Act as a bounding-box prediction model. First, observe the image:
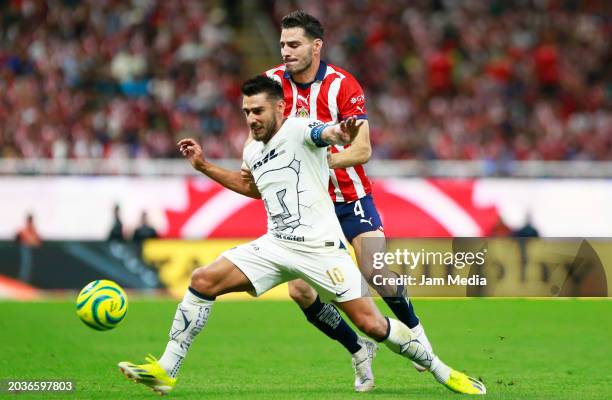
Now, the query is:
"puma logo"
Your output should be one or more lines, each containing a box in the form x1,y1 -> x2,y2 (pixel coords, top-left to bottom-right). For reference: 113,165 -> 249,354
360,217 -> 373,226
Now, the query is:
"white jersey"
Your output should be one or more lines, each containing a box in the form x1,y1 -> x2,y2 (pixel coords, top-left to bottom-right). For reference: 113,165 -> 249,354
243,117 -> 347,252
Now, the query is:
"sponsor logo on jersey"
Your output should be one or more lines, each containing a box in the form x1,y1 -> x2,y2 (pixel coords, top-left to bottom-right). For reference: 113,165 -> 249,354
272,232 -> 305,242
252,148 -> 285,171
350,94 -> 365,104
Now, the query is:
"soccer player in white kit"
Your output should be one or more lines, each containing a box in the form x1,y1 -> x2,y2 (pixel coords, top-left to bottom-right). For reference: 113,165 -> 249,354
117,76 -> 486,396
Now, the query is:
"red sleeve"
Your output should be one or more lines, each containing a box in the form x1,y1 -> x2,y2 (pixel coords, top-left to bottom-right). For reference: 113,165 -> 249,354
337,74 -> 367,120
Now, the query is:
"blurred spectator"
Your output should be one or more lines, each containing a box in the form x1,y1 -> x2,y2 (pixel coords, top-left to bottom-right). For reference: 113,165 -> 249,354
15,212 -> 41,246
108,204 -> 124,242
15,212 -> 41,283
513,214 -> 540,238
132,211 -> 159,244
489,216 -> 512,237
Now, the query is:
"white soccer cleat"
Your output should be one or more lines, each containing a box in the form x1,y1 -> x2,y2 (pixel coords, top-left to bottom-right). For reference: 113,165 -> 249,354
352,337 -> 378,392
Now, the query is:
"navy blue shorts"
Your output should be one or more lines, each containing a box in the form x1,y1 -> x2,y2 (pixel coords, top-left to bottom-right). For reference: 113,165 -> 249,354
335,194 -> 383,243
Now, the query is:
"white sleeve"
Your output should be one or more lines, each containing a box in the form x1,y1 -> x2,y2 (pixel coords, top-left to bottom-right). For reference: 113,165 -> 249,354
291,118 -> 328,148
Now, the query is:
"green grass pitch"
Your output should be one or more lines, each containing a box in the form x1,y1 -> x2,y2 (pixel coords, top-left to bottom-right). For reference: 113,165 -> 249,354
1,298 -> 610,399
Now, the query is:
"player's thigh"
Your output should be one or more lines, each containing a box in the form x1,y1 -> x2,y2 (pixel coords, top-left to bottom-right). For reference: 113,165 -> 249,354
191,256 -> 255,297
289,250 -> 365,303
221,238 -> 290,297
335,296 -> 388,340
352,229 -> 386,281
352,230 -> 398,297
287,278 -> 318,307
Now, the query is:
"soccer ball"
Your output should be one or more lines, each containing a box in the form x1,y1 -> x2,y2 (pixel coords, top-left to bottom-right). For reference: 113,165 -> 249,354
76,280 -> 128,331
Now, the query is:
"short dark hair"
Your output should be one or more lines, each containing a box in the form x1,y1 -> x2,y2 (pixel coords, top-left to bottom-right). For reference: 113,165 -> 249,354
281,10 -> 324,40
241,76 -> 284,101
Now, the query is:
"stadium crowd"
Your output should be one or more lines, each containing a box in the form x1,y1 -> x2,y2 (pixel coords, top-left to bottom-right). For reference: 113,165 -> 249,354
1,0 -> 610,161
0,0 -> 245,160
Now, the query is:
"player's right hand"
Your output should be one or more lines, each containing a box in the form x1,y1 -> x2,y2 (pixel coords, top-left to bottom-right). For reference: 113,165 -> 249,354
177,138 -> 206,171
338,116 -> 364,143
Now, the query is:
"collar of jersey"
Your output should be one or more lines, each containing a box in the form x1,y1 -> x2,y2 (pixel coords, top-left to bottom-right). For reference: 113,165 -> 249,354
283,61 -> 327,89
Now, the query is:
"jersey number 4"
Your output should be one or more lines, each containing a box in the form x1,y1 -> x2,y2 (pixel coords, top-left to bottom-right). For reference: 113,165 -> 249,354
353,200 -> 364,218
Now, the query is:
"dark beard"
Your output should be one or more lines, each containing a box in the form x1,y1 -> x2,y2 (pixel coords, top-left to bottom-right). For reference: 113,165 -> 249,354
263,115 -> 277,142
288,57 -> 312,76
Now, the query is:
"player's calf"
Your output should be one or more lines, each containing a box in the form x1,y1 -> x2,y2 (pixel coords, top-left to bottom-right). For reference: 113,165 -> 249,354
288,279 -> 318,308
336,297 -> 391,341
350,311 -> 389,341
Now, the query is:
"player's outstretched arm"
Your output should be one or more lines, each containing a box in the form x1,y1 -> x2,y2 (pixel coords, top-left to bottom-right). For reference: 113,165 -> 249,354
178,138 -> 261,199
321,116 -> 364,146
327,119 -> 371,169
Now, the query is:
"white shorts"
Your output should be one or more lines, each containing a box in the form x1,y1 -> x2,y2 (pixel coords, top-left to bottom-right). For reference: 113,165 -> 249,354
222,235 -> 365,302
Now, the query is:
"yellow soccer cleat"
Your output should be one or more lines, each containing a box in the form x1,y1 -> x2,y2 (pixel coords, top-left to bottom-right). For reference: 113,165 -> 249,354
443,369 -> 487,395
118,355 -> 177,395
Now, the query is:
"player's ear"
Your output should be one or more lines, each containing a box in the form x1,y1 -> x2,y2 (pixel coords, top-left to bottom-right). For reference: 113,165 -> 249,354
276,98 -> 285,114
312,38 -> 322,56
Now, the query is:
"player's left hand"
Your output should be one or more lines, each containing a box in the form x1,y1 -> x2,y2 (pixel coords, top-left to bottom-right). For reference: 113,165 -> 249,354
241,168 -> 255,183
338,117 -> 364,143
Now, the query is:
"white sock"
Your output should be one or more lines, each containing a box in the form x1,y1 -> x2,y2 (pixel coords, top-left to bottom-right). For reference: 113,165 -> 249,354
383,318 -> 451,383
412,323 -> 434,354
158,289 -> 214,378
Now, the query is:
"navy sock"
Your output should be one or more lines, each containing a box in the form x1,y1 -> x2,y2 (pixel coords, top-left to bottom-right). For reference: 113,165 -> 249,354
301,296 -> 361,354
383,284 -> 420,328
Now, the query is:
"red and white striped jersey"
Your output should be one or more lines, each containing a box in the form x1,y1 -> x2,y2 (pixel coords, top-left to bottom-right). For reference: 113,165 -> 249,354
264,62 -> 372,203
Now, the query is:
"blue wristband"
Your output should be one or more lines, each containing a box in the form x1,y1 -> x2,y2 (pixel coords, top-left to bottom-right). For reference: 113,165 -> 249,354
310,124 -> 327,147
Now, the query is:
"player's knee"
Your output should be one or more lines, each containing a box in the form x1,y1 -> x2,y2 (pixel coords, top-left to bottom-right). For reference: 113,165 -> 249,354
288,281 -> 316,308
190,267 -> 219,298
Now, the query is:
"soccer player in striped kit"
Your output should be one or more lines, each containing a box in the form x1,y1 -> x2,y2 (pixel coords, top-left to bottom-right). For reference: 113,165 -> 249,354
262,11 -> 436,391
